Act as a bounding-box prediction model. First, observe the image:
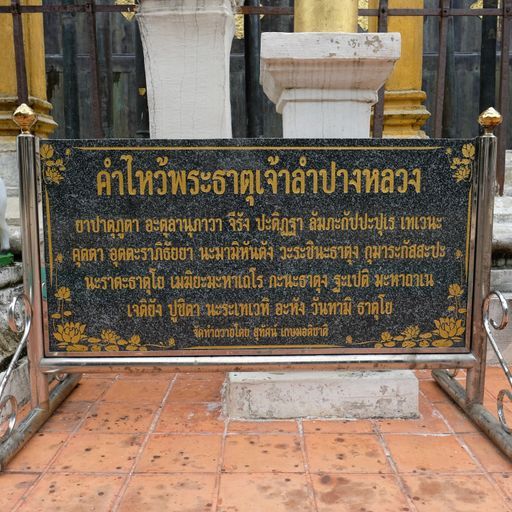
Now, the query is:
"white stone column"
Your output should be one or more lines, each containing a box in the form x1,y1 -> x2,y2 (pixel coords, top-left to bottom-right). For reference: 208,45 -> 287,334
137,0 -> 238,139
260,32 -> 401,138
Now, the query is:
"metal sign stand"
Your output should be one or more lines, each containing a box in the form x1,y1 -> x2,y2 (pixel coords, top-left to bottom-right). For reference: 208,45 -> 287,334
0,105 -> 511,469
0,105 -> 80,470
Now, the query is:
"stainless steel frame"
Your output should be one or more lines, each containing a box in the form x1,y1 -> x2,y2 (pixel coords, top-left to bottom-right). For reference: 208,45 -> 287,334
2,106 -> 512,469
0,110 -> 79,469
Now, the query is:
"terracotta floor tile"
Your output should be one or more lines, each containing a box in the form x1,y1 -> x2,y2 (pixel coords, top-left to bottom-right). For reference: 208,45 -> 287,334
312,474 -> 410,512
302,419 -> 374,434
39,401 -> 92,433
81,402 -> 158,433
223,434 -> 304,473
101,379 -> 169,404
491,473 -> 512,499
376,397 -> 449,434
483,367 -> 512,398
117,473 -> 217,512
118,371 -> 175,380
420,380 -> 452,403
385,434 -> 479,473
6,432 -> 69,472
155,403 -> 225,433
461,433 -> 512,472
136,434 -> 222,473
218,473 -> 313,512
402,474 -> 511,512
176,372 -> 226,382
434,402 -> 479,433
482,389 -> 512,420
228,420 -> 298,434
0,473 -> 37,510
166,378 -> 223,403
66,378 -> 114,402
17,474 -> 125,512
50,433 -> 143,473
305,434 -> 390,474
81,372 -> 118,379
415,370 -> 435,380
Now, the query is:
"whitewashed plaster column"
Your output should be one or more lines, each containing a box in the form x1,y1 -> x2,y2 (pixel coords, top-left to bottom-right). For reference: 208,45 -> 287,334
137,0 -> 239,139
260,32 -> 401,138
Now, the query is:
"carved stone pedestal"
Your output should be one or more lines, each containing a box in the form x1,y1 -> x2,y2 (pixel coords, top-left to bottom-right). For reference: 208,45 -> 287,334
260,32 -> 401,138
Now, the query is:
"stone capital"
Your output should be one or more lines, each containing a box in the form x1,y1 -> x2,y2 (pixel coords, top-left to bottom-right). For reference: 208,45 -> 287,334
260,32 -> 401,138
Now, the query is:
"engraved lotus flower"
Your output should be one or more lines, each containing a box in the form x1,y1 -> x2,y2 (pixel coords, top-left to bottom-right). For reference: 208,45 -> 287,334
55,287 -> 71,301
40,144 -> 54,160
126,335 -> 147,351
101,329 -> 120,344
45,167 -> 64,184
454,167 -> 471,183
380,331 -> 392,342
402,325 -> 420,340
433,317 -> 465,339
448,284 -> 464,298
462,143 -> 475,160
54,322 -> 86,343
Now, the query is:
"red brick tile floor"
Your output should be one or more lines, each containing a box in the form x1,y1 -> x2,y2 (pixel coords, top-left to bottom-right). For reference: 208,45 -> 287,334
1,367 -> 512,511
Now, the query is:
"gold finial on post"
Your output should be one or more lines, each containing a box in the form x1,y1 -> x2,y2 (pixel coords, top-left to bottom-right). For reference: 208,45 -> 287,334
478,107 -> 503,135
12,104 -> 37,134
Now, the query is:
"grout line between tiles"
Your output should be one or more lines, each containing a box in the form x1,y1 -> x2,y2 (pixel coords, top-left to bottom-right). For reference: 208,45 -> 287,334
110,373 -> 179,512
9,373 -> 120,512
297,418 -> 320,512
212,407 -> 229,512
373,420 -> 421,512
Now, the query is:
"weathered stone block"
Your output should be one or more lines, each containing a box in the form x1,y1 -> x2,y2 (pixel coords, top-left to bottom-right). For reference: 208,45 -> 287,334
224,370 -> 419,419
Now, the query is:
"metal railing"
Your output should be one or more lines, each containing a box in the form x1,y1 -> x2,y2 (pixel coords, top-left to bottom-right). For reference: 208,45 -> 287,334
0,0 -> 511,190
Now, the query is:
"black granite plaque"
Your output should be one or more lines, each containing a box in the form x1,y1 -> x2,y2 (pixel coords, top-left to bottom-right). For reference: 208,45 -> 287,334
40,138 -> 477,356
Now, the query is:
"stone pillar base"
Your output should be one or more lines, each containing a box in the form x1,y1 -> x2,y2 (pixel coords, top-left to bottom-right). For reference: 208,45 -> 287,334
381,90 -> 430,139
224,370 -> 419,419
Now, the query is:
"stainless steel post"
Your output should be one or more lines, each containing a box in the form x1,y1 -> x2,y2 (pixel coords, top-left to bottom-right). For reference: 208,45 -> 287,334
466,108 -> 502,404
14,106 -> 49,409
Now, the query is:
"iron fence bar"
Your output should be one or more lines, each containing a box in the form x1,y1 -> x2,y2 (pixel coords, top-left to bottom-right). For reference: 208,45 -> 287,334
62,0 -> 80,138
0,5 -> 505,16
96,0 -> 113,138
11,0 -> 28,104
134,23 -> 149,138
0,4 -> 138,13
372,0 -> 388,139
442,10 -> 456,137
434,0 -> 450,138
244,0 -> 263,137
479,0 -> 498,117
85,1 -> 103,138
497,0 -> 512,195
